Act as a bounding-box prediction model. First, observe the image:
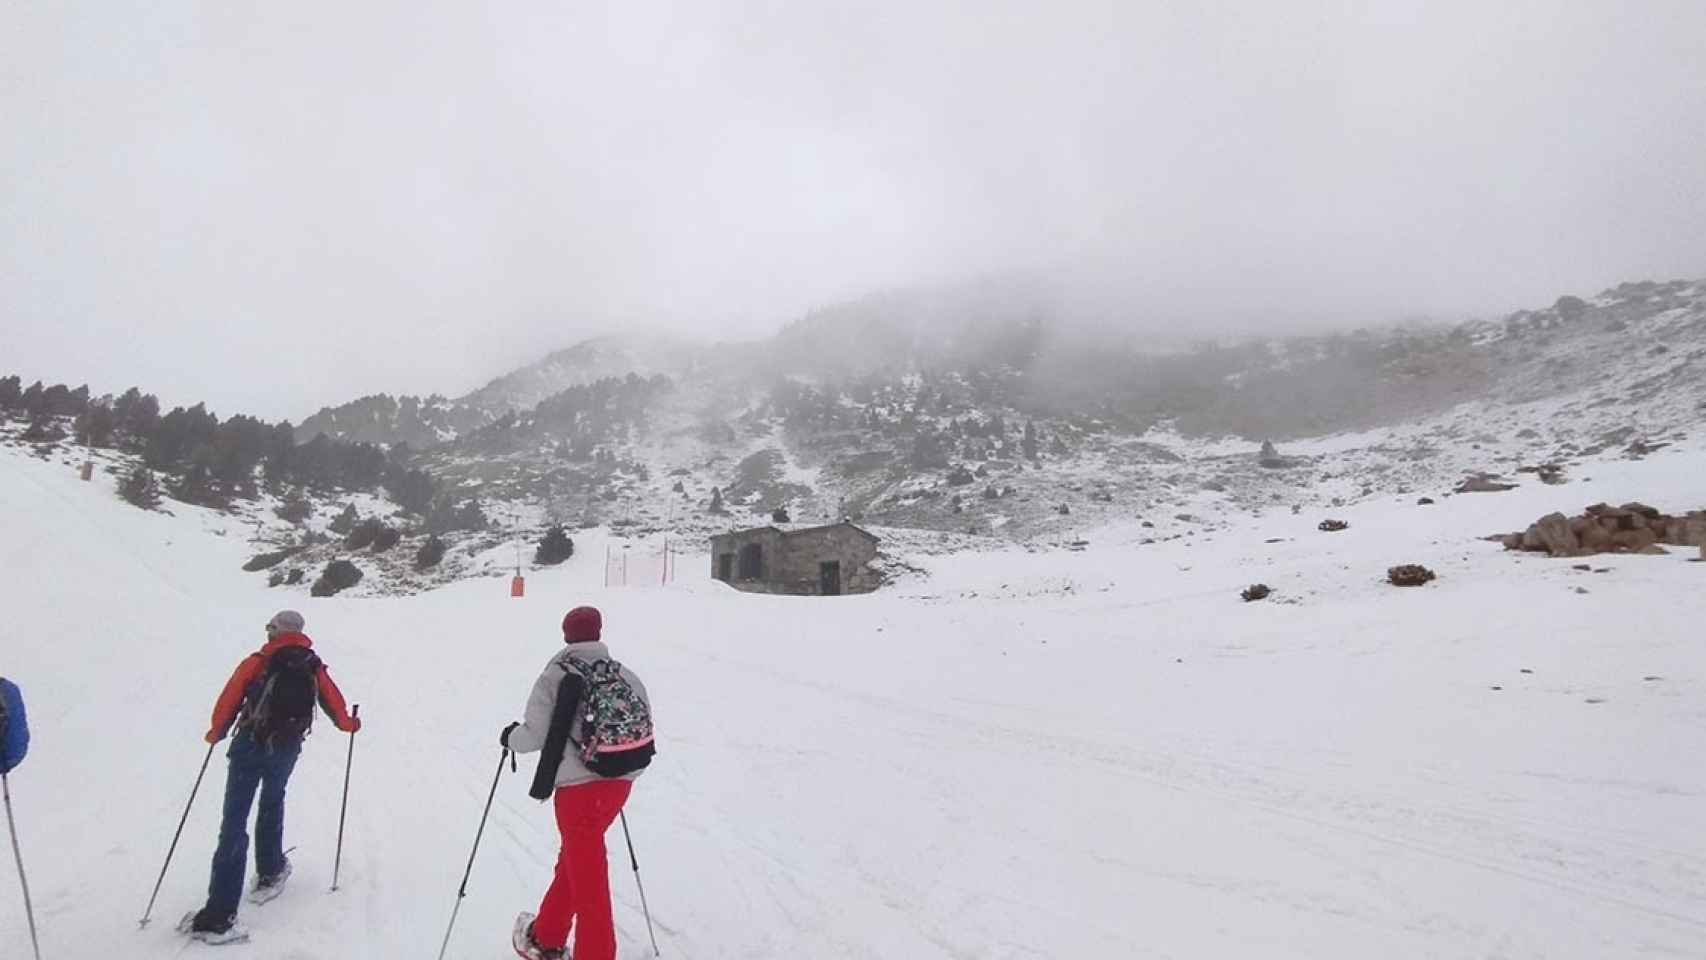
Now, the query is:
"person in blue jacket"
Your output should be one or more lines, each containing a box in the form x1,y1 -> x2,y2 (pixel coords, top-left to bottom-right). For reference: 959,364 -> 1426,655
0,677 -> 26,774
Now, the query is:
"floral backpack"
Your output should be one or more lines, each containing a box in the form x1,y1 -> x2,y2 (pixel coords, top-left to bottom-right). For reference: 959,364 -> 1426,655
566,657 -> 655,777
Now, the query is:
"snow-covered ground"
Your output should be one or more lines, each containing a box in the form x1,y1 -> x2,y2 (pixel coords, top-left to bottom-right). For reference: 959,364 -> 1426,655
3,431 -> 1705,958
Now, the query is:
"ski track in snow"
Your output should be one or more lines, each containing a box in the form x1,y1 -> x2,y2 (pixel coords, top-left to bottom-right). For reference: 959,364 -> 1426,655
3,436 -> 1706,958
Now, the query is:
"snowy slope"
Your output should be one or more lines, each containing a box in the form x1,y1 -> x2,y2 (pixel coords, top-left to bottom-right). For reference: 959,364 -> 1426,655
2,434 -> 1705,958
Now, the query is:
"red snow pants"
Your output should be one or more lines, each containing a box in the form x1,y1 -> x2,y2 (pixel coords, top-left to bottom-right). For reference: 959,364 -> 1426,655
532,779 -> 634,959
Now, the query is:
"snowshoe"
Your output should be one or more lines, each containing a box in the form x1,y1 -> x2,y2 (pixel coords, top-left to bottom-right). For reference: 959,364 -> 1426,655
249,858 -> 293,905
176,909 -> 251,945
511,912 -> 565,960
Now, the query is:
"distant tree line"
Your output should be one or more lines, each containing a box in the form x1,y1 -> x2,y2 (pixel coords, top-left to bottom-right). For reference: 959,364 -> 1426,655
0,373 -> 438,511
296,392 -> 490,447
453,374 -> 671,457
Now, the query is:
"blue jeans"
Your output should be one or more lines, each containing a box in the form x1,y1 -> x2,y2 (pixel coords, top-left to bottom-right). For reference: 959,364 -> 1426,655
204,731 -> 300,916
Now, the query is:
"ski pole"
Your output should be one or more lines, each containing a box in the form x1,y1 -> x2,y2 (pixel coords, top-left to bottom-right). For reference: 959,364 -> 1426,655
330,704 -> 359,892
3,772 -> 42,960
436,748 -> 513,960
139,741 -> 216,928
619,811 -> 661,957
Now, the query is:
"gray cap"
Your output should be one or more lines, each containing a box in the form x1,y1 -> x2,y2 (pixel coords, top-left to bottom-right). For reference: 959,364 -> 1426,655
266,610 -> 306,634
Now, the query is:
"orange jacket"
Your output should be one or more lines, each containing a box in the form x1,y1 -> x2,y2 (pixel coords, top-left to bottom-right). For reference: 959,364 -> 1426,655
204,632 -> 359,743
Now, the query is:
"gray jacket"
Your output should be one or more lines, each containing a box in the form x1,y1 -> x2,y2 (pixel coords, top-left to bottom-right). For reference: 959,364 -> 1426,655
506,641 -> 651,789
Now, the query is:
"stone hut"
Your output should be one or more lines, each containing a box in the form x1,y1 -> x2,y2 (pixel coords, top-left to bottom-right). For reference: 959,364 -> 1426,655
710,521 -> 880,596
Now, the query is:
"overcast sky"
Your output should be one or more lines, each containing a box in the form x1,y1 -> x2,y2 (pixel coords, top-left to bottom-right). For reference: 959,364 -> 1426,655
4,1 -> 1705,419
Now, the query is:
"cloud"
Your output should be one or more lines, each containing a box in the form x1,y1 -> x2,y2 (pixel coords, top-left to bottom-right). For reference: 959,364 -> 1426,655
3,1 -> 1704,417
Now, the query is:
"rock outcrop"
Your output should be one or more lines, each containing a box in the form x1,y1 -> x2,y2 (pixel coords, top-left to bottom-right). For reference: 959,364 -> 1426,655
1498,503 -> 1706,558
1456,473 -> 1519,493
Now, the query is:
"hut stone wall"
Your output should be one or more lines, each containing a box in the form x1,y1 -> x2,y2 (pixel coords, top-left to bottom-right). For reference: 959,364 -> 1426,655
710,522 -> 880,595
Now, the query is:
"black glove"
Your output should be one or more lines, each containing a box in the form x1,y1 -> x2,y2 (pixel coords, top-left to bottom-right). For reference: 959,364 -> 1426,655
500,721 -> 520,748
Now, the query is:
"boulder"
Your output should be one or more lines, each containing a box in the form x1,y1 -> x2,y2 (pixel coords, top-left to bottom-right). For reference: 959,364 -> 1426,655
1578,522 -> 1614,553
1682,517 -> 1706,547
1457,474 -> 1518,493
1531,512 -> 1579,556
1610,527 -> 1658,553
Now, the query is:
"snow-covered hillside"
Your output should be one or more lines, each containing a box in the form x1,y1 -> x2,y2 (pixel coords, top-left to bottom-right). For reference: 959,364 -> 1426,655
282,277 -> 1706,566
3,412 -> 1705,958
460,335 -> 704,415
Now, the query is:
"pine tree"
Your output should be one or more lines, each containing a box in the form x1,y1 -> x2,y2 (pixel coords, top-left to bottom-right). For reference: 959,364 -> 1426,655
414,535 -> 447,571
74,403 -> 117,447
384,466 -> 435,515
119,465 -> 162,509
275,489 -> 313,524
170,463 -> 226,507
329,503 -> 360,535
456,500 -> 489,531
371,526 -> 402,553
708,486 -> 726,514
535,525 -> 575,566
22,416 -> 64,443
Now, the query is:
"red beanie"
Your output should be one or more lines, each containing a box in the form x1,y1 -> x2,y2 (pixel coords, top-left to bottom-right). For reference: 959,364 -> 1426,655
562,606 -> 602,643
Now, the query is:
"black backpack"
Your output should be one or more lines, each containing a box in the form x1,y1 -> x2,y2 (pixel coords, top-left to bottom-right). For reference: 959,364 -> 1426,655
243,647 -> 322,747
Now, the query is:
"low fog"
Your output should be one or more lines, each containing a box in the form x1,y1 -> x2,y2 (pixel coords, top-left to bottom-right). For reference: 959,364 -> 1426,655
4,2 -> 1705,418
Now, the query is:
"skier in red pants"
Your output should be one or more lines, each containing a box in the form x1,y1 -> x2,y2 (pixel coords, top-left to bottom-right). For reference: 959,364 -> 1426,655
502,606 -> 655,960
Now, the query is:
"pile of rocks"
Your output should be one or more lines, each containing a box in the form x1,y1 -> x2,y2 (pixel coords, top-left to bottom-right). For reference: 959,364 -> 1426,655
1496,502 -> 1706,558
